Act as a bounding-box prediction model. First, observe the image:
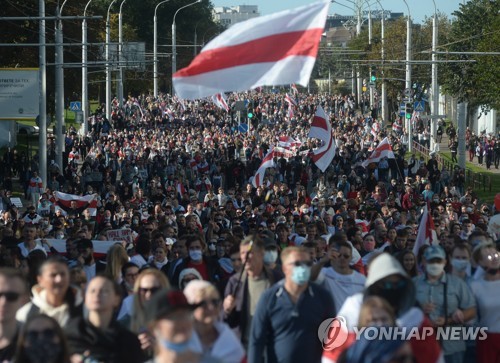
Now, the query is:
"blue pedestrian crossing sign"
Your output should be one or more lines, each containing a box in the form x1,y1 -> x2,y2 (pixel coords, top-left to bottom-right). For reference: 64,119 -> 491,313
414,101 -> 425,112
70,101 -> 82,111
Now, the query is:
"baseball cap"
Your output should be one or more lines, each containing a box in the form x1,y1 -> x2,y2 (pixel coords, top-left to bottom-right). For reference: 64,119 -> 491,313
424,245 -> 446,261
145,288 -> 195,322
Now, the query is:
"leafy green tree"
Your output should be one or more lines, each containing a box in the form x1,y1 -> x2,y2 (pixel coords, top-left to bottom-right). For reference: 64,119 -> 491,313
440,0 -> 500,113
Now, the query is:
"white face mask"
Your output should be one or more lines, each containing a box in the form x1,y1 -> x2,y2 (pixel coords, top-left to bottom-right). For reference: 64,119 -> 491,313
426,263 -> 445,277
451,258 -> 470,272
263,250 -> 278,265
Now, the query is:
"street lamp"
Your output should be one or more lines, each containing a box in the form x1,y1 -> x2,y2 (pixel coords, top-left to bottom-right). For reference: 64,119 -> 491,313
106,0 -> 117,121
373,0 -> 387,123
154,0 -> 171,98
402,0 -> 412,152
172,0 -> 201,94
55,0 -> 69,170
118,0 -> 126,108
82,0 -> 94,135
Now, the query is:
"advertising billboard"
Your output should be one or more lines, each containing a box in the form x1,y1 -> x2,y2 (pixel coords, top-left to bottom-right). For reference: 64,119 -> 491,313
0,68 -> 39,120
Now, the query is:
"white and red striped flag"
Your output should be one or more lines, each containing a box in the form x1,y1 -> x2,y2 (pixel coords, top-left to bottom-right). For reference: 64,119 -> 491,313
285,93 -> 297,107
252,149 -> 275,188
361,137 -> 396,168
308,105 -> 331,143
212,93 -> 230,112
412,203 -> 439,256
177,182 -> 187,197
278,136 -> 302,149
371,121 -> 380,138
308,106 -> 336,172
291,83 -> 298,95
54,192 -> 98,216
172,1 -> 330,100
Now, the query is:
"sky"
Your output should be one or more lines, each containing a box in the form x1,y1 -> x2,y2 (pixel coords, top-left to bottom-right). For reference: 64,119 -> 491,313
212,0 -> 465,23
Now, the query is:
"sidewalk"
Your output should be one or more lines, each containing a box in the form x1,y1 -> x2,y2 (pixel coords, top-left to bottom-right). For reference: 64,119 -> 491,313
438,133 -> 500,174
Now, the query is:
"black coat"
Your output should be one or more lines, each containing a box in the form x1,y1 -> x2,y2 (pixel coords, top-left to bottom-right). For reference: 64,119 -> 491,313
65,317 -> 145,363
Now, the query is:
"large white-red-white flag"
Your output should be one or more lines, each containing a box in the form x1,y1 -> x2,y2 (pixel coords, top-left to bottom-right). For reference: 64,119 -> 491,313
172,1 -> 330,100
308,106 -> 336,172
412,203 -> 439,256
54,192 -> 98,216
278,136 -> 302,149
361,137 -> 395,168
252,149 -> 275,188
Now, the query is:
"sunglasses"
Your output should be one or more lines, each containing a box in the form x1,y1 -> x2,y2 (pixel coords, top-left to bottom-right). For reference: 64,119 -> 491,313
26,328 -> 57,342
138,286 -> 160,295
198,299 -> 220,308
0,291 -> 20,302
290,261 -> 313,267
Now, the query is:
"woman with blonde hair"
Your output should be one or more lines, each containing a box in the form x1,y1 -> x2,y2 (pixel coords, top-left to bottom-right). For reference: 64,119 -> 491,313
104,243 -> 129,283
184,280 -> 245,363
118,268 -> 170,355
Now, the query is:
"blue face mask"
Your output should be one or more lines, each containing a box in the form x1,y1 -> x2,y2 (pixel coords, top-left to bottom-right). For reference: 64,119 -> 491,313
451,258 -> 470,272
291,265 -> 311,285
159,337 -> 191,353
189,250 -> 203,262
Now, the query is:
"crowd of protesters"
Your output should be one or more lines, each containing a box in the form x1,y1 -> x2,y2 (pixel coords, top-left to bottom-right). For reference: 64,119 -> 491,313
0,90 -> 497,363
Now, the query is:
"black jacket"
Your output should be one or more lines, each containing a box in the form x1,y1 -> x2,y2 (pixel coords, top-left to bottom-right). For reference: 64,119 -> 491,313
65,317 -> 145,363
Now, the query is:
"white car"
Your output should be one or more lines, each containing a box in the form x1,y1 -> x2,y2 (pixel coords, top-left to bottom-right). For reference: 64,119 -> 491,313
16,122 -> 39,135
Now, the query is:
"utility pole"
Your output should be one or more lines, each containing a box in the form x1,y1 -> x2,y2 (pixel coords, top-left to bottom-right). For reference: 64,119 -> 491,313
105,0 -> 117,121
82,0 -> 93,136
39,0 -> 47,189
403,0 -> 412,152
118,0 -> 126,109
430,2 -> 439,152
368,9 -> 374,110
457,102 -> 466,169
380,8 -> 387,123
55,1 -> 68,172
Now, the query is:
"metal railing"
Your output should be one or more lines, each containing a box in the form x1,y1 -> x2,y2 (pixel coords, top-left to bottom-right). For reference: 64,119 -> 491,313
411,140 -> 492,192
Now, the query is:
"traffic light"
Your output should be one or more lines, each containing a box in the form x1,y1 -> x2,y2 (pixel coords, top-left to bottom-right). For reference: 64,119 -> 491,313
405,103 -> 413,119
247,108 -> 254,119
370,70 -> 377,82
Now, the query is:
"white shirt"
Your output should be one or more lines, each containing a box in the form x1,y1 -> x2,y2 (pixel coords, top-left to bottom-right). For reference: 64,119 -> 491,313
470,278 -> 500,332
317,267 -> 366,312
17,242 -> 47,258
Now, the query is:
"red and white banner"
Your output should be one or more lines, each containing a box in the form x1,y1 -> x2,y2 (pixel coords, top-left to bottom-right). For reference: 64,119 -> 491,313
212,93 -> 230,112
361,137 -> 396,168
252,149 -> 275,188
412,204 -> 439,256
285,93 -> 297,107
291,83 -> 298,95
371,121 -> 380,138
311,134 -> 336,172
173,1 -> 330,99
106,229 -> 133,245
273,146 -> 296,160
308,105 -> 331,142
308,106 -> 335,172
278,136 -> 301,149
40,239 -> 118,259
177,182 -> 187,197
54,192 -> 98,216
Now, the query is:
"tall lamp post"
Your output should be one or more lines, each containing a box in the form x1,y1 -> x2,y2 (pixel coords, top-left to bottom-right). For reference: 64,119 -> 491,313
154,0 -> 171,98
374,0 -> 386,123
172,0 -> 201,94
82,0 -> 94,135
55,0 -> 69,170
402,0 -> 412,152
106,0 -> 117,121
430,0 -> 439,151
39,0 -> 47,188
118,0 -> 126,108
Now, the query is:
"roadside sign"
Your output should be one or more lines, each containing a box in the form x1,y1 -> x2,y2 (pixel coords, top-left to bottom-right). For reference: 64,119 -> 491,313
369,82 -> 375,88
404,88 -> 412,97
238,123 -> 248,133
414,101 -> 425,112
75,111 -> 83,124
399,103 -> 406,117
362,86 -> 367,92
69,101 -> 81,111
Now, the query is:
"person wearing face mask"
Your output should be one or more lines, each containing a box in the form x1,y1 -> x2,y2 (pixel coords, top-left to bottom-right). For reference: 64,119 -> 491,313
249,246 -> 334,363
450,244 -> 473,282
327,253 -> 443,363
262,238 -> 284,281
143,288 -> 221,363
470,243 -> 500,363
414,245 -> 476,363
171,236 -> 222,289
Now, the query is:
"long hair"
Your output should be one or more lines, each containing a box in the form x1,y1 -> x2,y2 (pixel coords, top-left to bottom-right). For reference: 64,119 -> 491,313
14,314 -> 70,363
130,269 -> 170,333
104,244 -> 129,282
